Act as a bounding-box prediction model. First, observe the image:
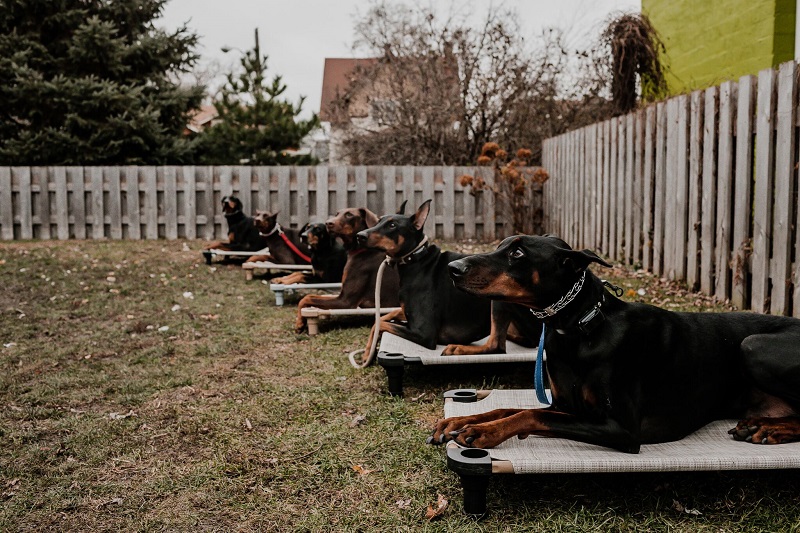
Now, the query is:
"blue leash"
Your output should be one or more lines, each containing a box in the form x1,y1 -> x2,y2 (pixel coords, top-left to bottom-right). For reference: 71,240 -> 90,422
534,324 -> 552,405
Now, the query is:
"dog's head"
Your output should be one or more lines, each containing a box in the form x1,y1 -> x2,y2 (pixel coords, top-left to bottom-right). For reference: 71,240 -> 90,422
221,195 -> 243,215
448,235 -> 611,308
325,207 -> 379,241
355,199 -> 426,257
300,222 -> 330,249
252,210 -> 279,236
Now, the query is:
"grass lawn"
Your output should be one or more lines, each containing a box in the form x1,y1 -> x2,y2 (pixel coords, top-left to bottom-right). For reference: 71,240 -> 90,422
2,239 -> 799,531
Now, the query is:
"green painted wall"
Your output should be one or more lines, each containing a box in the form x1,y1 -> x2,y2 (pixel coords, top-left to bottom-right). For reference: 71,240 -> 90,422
643,0 -> 796,94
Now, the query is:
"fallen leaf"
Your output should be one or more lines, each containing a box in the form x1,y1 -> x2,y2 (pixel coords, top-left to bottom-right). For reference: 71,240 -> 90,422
351,464 -> 375,476
109,410 -> 136,420
171,304 -> 181,312
396,498 -> 412,509
245,418 -> 253,430
425,494 -> 449,520
183,291 -> 194,300
99,497 -> 124,507
349,415 -> 366,428
157,326 -> 169,332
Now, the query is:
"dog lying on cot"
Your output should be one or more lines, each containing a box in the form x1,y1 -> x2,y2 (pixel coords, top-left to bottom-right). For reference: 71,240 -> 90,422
355,199 -> 538,362
247,211 -> 313,265
272,222 -> 347,285
203,195 -> 267,263
293,207 -> 400,333
429,234 -> 800,453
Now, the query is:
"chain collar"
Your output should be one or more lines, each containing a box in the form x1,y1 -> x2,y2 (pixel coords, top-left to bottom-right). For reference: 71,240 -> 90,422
529,270 -> 586,319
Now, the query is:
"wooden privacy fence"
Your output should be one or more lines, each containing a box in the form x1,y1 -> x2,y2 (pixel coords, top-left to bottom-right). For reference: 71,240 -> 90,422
0,165 -> 536,242
542,59 -> 800,316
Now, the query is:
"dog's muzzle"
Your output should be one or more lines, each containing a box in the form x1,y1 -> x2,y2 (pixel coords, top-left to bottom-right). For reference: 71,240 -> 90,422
448,259 -> 470,279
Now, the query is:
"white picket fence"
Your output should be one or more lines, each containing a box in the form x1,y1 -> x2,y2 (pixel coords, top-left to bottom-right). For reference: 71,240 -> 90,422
0,165 -> 532,242
542,60 -> 800,316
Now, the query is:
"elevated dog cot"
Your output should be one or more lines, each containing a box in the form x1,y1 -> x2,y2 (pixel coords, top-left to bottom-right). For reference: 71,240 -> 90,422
442,388 -> 800,517
301,306 -> 401,336
269,282 -> 342,306
202,247 -> 269,265
241,260 -> 313,281
377,333 -> 538,397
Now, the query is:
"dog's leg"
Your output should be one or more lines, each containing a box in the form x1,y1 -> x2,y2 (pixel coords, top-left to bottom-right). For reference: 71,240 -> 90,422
432,409 -> 642,453
246,254 -> 272,263
273,272 -> 308,285
443,301 -> 510,355
295,289 -> 368,333
428,409 -> 525,444
729,332 -> 800,444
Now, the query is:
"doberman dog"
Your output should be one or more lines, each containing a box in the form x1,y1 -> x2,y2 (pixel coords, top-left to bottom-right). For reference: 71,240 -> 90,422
272,222 -> 347,285
203,195 -> 267,264
356,199 -> 493,358
293,207 -> 401,333
430,235 -> 800,453
250,211 -> 313,265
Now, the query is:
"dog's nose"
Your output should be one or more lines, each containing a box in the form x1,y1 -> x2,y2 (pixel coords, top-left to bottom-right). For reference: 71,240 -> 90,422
356,230 -> 368,245
448,259 -> 470,278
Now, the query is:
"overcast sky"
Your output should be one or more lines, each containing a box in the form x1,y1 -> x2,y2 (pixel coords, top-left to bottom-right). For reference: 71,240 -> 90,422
158,0 -> 640,119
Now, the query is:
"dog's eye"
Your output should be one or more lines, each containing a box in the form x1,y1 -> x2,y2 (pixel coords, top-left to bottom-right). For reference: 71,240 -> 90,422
345,212 -> 353,218
387,221 -> 396,229
509,248 -> 525,260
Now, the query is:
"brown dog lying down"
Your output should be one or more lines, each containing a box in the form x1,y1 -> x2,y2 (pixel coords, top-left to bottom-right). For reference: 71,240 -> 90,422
247,211 -> 312,265
294,207 -> 401,333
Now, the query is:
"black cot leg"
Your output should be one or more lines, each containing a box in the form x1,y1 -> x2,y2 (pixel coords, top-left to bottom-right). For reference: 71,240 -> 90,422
446,447 -> 493,517
203,251 -> 212,265
377,352 -> 405,397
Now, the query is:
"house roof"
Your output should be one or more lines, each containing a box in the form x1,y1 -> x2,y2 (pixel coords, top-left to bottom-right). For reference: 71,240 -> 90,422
185,104 -> 219,134
319,57 -> 379,121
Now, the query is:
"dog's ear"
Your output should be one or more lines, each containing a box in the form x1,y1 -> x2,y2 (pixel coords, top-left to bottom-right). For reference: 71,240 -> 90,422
397,200 -> 408,215
360,208 -> 379,228
562,249 -> 612,272
412,199 -> 432,231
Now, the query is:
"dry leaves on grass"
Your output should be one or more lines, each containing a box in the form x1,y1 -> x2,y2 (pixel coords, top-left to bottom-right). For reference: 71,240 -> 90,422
351,464 -> 375,476
425,494 -> 449,520
672,499 -> 702,515
396,498 -> 412,509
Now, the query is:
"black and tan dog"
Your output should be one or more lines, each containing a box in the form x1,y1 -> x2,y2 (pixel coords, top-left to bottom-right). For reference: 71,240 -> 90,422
249,211 -> 313,265
203,195 -> 267,264
272,222 -> 347,285
294,207 -> 400,333
430,235 -> 800,452
356,199 -> 495,359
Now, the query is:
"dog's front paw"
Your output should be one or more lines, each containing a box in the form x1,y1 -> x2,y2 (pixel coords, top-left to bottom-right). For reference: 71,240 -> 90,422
729,417 -> 800,444
442,344 -> 466,355
294,320 -> 307,334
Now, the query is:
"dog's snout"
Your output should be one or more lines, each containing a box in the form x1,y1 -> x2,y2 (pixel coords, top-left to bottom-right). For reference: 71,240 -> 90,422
448,259 -> 470,278
356,230 -> 369,244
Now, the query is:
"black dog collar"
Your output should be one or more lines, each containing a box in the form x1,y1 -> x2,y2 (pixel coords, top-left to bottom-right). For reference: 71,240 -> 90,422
390,235 -> 430,266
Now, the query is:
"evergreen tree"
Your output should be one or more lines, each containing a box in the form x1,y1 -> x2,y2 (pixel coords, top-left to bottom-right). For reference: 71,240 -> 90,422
0,0 -> 204,165
200,29 -> 319,165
